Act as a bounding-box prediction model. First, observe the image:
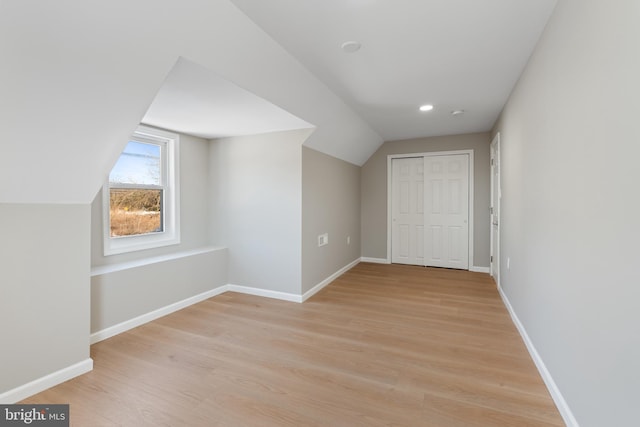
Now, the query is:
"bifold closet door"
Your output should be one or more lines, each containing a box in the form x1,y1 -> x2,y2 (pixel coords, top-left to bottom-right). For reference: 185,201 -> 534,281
424,154 -> 469,269
391,154 -> 470,269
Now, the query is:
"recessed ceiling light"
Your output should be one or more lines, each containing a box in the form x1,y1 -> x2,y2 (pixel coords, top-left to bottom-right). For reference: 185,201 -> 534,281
419,104 -> 434,112
341,41 -> 362,53
451,109 -> 465,116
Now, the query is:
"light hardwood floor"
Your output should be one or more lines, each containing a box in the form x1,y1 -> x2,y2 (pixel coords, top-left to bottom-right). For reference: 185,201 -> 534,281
23,263 -> 564,426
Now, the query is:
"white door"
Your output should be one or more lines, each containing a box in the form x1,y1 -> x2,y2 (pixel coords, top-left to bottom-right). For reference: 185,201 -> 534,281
424,155 -> 470,269
490,134 -> 501,284
391,157 -> 424,265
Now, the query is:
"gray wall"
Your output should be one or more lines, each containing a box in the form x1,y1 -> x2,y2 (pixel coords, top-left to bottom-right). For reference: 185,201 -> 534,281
91,249 -> 227,333
492,0 -> 640,425
210,129 -> 311,295
0,204 -> 90,394
89,131 -> 226,334
302,147 -> 361,294
361,133 -> 491,266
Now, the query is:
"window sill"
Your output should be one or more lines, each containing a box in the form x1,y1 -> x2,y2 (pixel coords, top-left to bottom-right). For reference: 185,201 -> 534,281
90,246 -> 226,277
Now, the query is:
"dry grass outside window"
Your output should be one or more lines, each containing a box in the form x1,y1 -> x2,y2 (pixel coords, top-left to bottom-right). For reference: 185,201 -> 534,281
109,189 -> 162,237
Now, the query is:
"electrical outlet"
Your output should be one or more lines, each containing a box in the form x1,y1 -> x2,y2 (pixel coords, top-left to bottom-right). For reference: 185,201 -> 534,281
318,233 -> 328,247
347,236 -> 351,245
507,257 -> 511,270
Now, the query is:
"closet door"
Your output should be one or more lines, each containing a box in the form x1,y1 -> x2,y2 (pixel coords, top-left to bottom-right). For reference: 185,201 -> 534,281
391,157 -> 424,265
424,155 -> 469,269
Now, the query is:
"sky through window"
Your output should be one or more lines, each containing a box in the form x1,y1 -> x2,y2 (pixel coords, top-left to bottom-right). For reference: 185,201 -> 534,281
109,141 -> 161,186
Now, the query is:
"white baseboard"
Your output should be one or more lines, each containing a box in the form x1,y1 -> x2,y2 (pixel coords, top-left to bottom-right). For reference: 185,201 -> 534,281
470,266 -> 490,273
360,257 -> 390,264
226,284 -> 302,303
498,286 -> 579,427
91,276 -> 341,346
302,258 -> 360,302
90,286 -> 228,344
0,358 -> 93,404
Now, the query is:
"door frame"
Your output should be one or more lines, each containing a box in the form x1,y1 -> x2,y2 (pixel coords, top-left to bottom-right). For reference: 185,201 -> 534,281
387,150 -> 475,269
490,133 -> 501,286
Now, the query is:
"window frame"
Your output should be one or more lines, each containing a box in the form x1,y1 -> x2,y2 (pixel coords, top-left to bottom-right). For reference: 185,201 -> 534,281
103,125 -> 180,255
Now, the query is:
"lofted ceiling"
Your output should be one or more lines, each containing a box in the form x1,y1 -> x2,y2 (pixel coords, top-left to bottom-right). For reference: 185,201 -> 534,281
1,0 -> 557,203
0,0 -> 380,203
229,0 -> 558,141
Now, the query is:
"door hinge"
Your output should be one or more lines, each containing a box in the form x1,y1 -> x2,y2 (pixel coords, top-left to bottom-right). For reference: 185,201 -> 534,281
491,158 -> 494,166
490,207 -> 493,214
490,255 -> 493,262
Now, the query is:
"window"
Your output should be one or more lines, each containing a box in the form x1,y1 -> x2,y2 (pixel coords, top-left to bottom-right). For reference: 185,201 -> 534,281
103,125 -> 180,255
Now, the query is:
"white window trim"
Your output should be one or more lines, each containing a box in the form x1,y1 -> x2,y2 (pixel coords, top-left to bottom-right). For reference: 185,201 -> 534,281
103,125 -> 180,256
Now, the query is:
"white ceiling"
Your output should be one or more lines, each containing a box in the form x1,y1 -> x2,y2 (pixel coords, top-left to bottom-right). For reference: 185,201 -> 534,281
0,0 -> 557,203
142,58 -> 313,139
0,0 -> 382,202
127,0 -> 558,154
227,0 -> 558,141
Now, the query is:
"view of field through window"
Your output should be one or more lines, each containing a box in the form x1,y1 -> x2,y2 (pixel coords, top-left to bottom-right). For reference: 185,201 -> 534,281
109,189 -> 163,237
109,140 -> 163,237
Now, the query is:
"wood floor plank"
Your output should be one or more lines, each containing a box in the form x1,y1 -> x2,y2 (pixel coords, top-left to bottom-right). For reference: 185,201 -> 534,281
21,263 -> 564,426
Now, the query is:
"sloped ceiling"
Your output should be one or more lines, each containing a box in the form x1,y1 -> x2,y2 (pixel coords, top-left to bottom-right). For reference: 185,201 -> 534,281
142,58 -> 314,139
0,0 -> 381,203
1,0 -> 557,204
229,0 -> 558,141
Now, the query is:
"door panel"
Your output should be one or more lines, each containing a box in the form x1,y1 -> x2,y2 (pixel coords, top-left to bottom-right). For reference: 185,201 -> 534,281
449,179 -> 461,214
431,179 -> 442,213
391,157 -> 425,265
399,225 -> 410,258
425,155 -> 469,269
449,226 -> 462,262
416,224 -> 424,259
430,226 -> 442,260
490,136 -> 501,283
